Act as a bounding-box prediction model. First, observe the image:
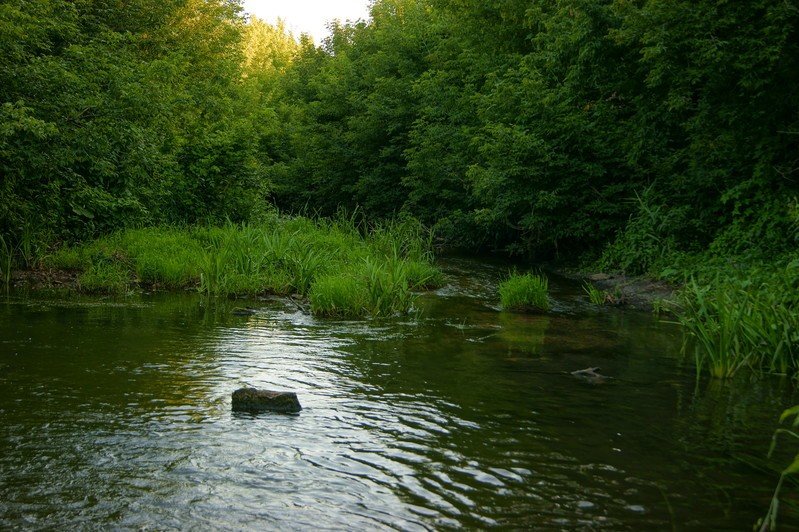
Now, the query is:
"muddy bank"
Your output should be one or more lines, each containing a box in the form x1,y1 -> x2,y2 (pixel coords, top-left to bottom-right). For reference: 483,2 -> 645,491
10,266 -> 679,313
556,269 -> 678,312
9,269 -> 81,291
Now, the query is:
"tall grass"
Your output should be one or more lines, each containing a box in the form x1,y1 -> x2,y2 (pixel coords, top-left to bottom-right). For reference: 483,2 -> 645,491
583,281 -> 605,305
309,274 -> 367,318
675,270 -> 799,379
42,214 -> 442,317
499,272 -> 550,312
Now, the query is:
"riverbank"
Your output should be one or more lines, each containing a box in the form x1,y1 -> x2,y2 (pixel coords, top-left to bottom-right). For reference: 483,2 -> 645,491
4,216 -> 443,319
552,268 -> 677,313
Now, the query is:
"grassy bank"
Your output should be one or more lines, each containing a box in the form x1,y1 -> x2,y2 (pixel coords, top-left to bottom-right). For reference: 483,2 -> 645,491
37,214 -> 443,318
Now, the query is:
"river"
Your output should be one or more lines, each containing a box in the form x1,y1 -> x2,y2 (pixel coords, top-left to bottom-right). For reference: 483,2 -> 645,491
1,258 -> 797,530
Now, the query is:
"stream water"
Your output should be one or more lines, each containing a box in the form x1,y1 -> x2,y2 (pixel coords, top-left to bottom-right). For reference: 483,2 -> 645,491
1,258 -> 798,530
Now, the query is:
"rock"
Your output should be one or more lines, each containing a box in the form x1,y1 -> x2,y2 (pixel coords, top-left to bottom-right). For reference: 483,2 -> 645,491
232,388 -> 302,413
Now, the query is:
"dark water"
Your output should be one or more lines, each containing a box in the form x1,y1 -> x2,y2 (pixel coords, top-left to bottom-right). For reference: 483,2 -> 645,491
1,258 -> 798,530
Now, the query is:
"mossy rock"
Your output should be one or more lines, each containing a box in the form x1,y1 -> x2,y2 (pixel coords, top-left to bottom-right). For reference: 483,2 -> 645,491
232,388 -> 302,413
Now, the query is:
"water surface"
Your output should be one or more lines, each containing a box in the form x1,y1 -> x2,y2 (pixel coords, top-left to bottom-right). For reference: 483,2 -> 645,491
1,258 -> 797,530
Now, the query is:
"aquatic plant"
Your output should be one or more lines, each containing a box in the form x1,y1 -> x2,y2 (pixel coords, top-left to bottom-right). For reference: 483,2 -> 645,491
309,274 -> 368,318
758,405 -> 799,531
675,274 -> 799,379
499,272 -> 550,312
361,256 -> 414,317
583,281 -> 605,305
286,241 -> 330,295
405,259 -> 445,290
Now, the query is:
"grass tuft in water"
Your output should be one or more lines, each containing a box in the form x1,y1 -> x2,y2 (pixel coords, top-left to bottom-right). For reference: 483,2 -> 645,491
583,281 -> 605,305
499,272 -> 550,312
309,274 -> 368,318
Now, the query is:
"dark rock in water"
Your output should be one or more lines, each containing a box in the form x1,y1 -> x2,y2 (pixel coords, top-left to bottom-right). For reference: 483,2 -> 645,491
570,367 -> 610,383
231,307 -> 258,316
232,388 -> 302,413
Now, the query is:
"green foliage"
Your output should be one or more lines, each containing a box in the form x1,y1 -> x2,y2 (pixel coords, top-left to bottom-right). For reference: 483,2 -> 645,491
597,186 -> 681,276
360,256 -> 414,317
4,0 -> 799,292
499,272 -> 550,312
0,0 -> 276,252
0,234 -> 13,289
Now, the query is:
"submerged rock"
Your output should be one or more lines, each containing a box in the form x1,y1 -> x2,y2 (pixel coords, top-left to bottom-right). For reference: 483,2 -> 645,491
570,367 -> 610,383
231,307 -> 258,316
231,388 -> 302,413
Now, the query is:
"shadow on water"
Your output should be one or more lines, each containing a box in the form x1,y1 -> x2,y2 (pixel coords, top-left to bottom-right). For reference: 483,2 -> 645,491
1,258 -> 798,530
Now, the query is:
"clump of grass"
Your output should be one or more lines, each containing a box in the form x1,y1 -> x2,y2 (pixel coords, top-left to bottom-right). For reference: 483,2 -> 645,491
583,281 -> 605,305
309,274 -> 368,318
405,259 -> 445,290
361,256 -> 414,317
499,272 -> 550,312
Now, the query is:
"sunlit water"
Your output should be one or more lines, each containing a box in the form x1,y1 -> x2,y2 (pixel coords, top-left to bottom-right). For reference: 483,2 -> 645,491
2,258 -> 798,530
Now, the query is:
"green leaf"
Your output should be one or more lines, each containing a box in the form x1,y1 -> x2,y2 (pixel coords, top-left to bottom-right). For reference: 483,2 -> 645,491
70,203 -> 95,220
779,405 -> 799,426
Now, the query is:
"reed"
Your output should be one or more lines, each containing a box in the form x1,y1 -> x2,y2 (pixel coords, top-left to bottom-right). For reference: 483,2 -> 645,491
675,274 -> 799,378
499,272 -> 550,312
286,238 -> 331,295
583,281 -> 605,305
405,259 -> 445,290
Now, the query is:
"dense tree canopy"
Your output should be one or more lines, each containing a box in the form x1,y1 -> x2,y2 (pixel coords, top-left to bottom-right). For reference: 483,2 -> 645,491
2,0 -> 798,270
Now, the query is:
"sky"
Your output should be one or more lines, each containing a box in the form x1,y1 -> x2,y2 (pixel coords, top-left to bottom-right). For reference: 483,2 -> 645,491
242,0 -> 372,43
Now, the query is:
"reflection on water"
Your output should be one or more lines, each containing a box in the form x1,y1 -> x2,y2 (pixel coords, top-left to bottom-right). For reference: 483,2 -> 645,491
1,258 -> 798,530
